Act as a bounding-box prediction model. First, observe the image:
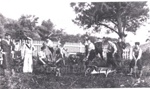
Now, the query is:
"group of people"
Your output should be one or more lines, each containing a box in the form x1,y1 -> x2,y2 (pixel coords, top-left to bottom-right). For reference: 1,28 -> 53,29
0,33 -> 66,77
0,33 -> 35,76
0,32 -> 144,84
84,37 -> 125,68
84,36 -> 143,83
38,37 -> 66,66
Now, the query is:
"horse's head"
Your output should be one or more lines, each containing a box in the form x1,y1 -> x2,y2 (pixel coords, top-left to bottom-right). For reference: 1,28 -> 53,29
94,42 -> 103,48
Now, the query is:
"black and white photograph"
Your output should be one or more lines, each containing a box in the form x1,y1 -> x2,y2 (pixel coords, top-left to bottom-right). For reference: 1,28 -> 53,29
0,0 -> 150,88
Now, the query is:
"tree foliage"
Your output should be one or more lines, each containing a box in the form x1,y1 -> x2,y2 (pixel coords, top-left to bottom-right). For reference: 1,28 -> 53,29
36,19 -> 55,40
2,15 -> 41,39
70,2 -> 149,39
0,13 -> 85,43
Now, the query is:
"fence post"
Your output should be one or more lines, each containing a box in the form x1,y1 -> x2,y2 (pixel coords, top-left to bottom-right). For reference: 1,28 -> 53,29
79,42 -> 82,53
129,47 -> 133,60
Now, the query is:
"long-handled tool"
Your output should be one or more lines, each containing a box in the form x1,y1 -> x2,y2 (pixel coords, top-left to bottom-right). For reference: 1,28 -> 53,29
134,59 -> 138,77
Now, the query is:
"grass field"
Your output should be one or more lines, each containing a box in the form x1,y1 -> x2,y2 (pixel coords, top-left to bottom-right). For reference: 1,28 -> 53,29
0,64 -> 150,89
0,51 -> 150,89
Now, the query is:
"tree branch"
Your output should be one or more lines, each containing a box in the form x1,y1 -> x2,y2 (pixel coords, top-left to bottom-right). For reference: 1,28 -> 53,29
98,23 -> 119,35
110,19 -> 117,26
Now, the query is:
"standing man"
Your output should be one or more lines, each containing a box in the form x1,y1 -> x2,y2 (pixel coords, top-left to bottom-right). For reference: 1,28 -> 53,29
128,42 -> 143,84
104,38 -> 118,70
85,39 -> 96,67
1,33 -> 15,76
23,37 -> 35,73
1,33 -> 15,88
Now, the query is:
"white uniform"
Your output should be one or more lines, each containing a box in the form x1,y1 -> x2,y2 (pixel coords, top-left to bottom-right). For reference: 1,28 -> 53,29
38,51 -> 47,64
0,50 -> 3,64
47,39 -> 54,48
38,51 -> 46,59
88,42 -> 95,52
108,41 -> 117,53
85,41 -> 88,46
23,43 -> 34,73
14,42 -> 21,51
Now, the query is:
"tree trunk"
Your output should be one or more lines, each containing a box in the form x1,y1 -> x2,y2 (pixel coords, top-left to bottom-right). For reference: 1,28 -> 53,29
117,11 -> 126,42
117,3 -> 128,42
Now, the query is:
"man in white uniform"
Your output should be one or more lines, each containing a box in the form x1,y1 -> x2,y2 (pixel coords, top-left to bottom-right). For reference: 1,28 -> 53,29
23,37 -> 35,73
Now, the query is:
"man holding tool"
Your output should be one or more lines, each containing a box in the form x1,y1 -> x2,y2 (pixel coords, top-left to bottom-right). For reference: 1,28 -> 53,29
128,42 -> 143,84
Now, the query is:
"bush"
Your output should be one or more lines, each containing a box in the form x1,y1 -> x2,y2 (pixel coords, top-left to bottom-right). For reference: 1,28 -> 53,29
141,50 -> 150,66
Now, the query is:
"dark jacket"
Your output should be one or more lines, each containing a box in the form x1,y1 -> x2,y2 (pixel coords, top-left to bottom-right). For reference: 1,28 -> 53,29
1,39 -> 14,69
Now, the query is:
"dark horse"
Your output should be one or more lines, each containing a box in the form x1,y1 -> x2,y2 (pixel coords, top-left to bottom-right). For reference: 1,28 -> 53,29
94,41 -> 104,60
84,39 -> 127,75
84,41 -> 105,71
94,40 -> 127,61
84,41 -> 104,60
84,41 -> 106,76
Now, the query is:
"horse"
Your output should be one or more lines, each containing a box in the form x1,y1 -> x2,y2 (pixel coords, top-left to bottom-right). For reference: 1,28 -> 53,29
94,41 -> 104,60
84,39 -> 127,76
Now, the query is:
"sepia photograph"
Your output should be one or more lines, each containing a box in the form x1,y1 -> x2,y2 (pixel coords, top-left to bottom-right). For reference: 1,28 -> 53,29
0,0 -> 150,88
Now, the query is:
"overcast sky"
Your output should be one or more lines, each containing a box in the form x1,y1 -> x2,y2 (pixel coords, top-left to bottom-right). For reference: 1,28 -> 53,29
0,0 -> 149,45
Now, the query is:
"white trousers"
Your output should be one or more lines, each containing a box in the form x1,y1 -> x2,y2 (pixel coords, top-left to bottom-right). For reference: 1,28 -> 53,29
23,53 -> 33,73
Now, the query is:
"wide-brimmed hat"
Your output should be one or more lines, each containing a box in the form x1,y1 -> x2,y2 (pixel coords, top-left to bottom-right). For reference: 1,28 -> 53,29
26,37 -> 32,40
5,33 -> 11,36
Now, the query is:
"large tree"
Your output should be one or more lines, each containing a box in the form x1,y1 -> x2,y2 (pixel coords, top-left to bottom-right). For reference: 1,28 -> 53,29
4,15 -> 41,39
70,2 -> 149,40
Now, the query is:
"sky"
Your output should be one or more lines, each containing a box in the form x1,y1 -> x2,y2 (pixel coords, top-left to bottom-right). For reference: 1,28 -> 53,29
0,0 -> 149,46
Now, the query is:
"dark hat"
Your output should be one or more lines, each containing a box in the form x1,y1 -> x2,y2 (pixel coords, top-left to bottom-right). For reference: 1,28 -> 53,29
5,33 -> 11,36
15,39 -> 20,42
97,37 -> 101,39
104,38 -> 110,42
135,42 -> 140,45
41,46 -> 45,50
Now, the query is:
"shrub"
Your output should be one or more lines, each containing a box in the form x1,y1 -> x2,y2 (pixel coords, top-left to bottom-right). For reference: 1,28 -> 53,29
141,50 -> 150,66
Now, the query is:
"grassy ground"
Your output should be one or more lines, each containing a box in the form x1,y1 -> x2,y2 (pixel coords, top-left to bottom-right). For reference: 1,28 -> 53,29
0,65 -> 150,89
1,51 -> 150,89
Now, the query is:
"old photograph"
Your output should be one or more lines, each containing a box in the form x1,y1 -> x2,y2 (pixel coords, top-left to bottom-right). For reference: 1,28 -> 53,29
0,0 -> 150,88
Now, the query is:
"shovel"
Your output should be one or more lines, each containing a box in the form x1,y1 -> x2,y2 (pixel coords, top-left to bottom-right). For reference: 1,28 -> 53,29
134,59 -> 138,77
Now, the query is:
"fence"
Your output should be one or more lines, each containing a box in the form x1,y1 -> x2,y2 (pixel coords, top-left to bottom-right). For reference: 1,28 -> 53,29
33,41 -> 85,56
32,40 -> 132,60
